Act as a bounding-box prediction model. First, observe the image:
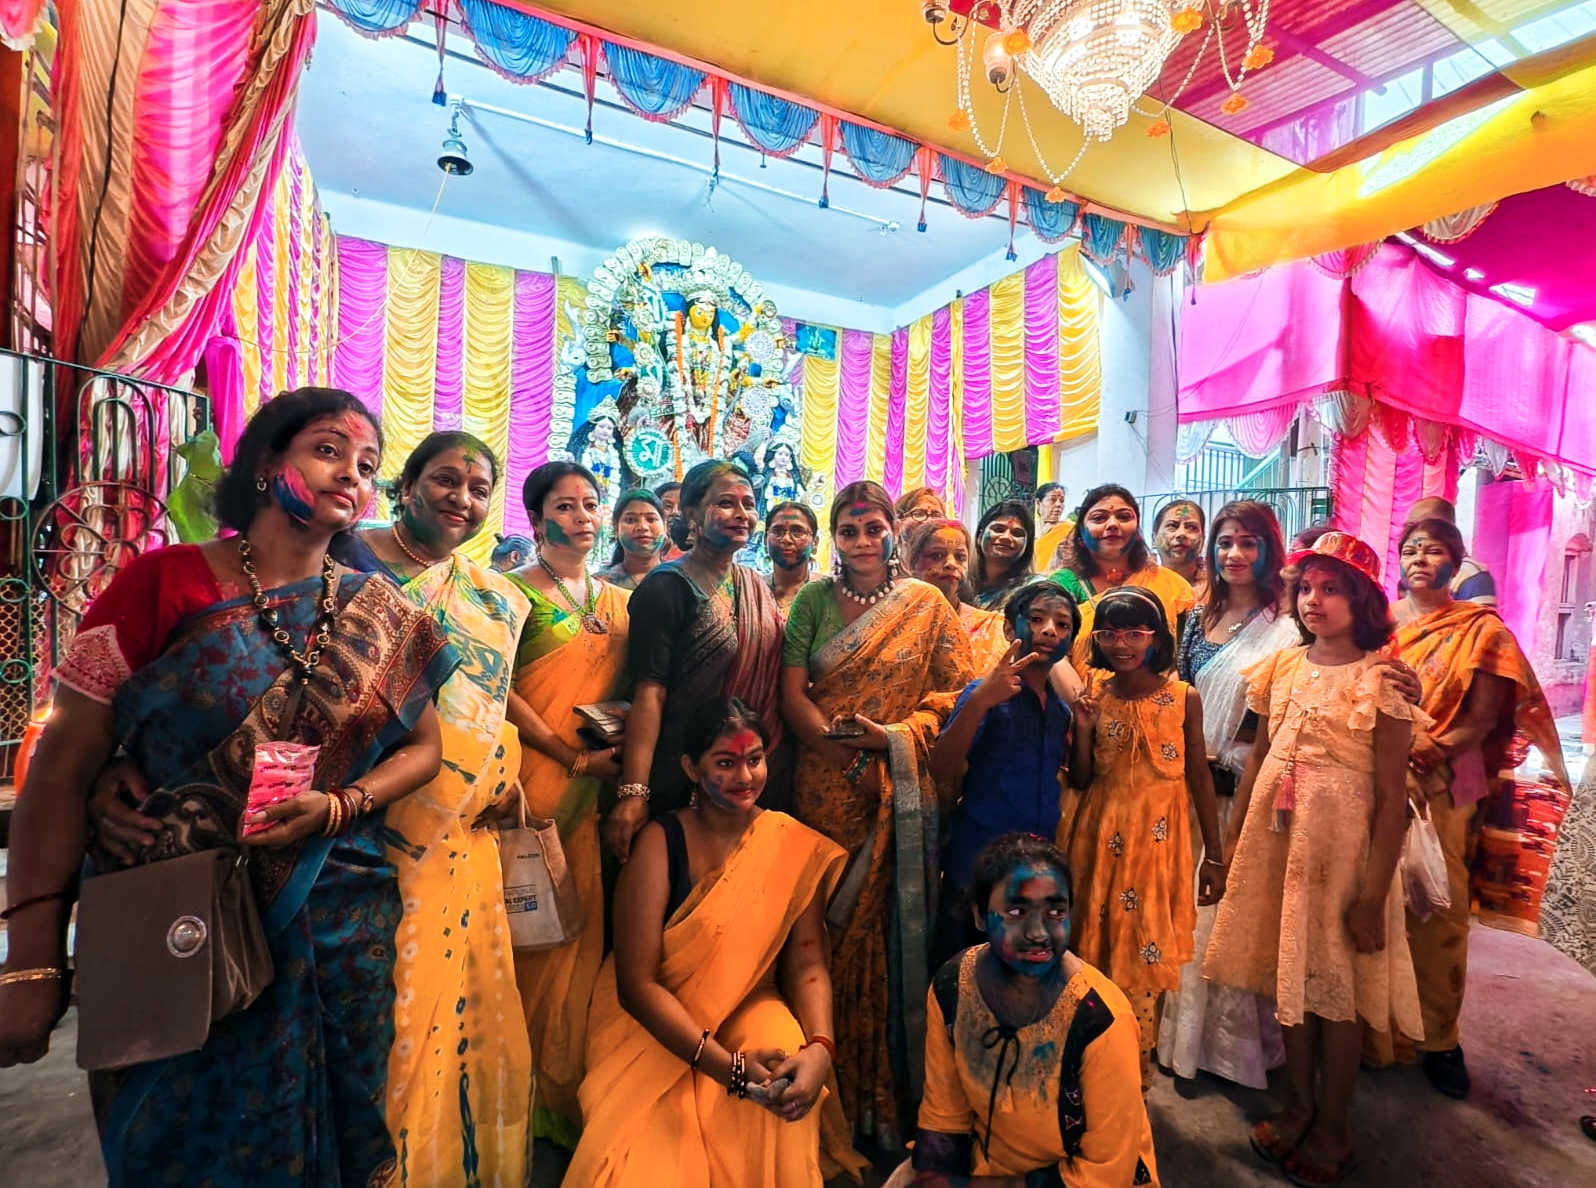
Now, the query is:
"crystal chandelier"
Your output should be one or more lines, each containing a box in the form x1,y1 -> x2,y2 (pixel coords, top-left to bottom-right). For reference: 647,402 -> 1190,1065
925,0 -> 1273,181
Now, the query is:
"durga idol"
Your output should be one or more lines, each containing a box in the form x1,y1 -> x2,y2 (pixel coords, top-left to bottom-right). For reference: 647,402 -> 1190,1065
665,289 -> 747,463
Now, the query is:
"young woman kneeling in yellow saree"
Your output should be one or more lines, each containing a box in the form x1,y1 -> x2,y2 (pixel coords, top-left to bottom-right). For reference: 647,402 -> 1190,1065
563,698 -> 846,1188
903,834 -> 1160,1188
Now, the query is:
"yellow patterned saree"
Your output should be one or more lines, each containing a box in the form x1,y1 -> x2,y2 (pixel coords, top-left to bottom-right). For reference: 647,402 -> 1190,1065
504,576 -> 631,1149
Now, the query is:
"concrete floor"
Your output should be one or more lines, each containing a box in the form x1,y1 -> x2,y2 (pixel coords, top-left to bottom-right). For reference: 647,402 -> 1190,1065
2,925 -> 1592,1188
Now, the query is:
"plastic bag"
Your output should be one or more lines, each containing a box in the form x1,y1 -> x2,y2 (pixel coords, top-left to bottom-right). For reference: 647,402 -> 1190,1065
1403,811 -> 1451,922
243,741 -> 319,836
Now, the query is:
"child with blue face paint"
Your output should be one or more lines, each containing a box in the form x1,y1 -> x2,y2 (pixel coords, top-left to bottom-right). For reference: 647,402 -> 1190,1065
908,834 -> 1161,1188
1064,585 -> 1225,1088
930,582 -> 1082,968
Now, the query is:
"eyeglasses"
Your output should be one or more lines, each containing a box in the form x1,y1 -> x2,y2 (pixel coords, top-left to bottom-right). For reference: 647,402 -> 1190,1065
903,508 -> 937,522
1091,629 -> 1156,646
766,524 -> 813,540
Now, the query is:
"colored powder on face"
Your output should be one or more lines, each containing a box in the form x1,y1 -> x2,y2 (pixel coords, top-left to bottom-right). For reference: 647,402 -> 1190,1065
847,503 -> 876,519
402,501 -> 445,547
1432,561 -> 1455,588
619,530 -> 655,555
543,520 -> 571,546
1141,644 -> 1156,668
880,533 -> 894,565
1250,552 -> 1270,581
1080,527 -> 1102,553
271,466 -> 317,525
700,522 -> 736,550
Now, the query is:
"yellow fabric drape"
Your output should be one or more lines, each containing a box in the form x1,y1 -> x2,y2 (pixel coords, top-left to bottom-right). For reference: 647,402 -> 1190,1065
381,247 -> 442,484
268,169 -> 292,401
800,348 -> 839,481
867,333 -> 893,486
903,314 -> 931,495
1057,245 -> 1102,443
233,235 -> 263,418
988,271 -> 1027,454
462,261 -> 515,565
1202,58 -> 1596,281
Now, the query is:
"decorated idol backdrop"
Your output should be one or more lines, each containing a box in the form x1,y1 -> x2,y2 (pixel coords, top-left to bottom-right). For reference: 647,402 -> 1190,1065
550,238 -> 814,521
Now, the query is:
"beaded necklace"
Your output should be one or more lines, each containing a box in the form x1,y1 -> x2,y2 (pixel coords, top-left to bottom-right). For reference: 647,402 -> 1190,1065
237,537 -> 337,683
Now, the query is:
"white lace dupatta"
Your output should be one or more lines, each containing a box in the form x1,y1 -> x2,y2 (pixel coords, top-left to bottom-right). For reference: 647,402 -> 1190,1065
1193,610 -> 1299,772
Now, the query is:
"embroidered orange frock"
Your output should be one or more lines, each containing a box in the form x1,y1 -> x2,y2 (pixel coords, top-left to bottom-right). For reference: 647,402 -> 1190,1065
1062,676 -> 1197,1064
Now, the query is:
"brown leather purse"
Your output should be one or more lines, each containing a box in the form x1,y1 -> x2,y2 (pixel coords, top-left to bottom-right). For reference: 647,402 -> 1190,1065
75,837 -> 273,1071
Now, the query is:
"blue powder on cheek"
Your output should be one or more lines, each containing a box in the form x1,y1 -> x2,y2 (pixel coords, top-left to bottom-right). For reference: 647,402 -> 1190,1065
544,521 -> 571,545
881,533 -> 894,564
270,469 -> 316,525
1251,552 -> 1269,580
1081,529 -> 1102,553
1432,561 -> 1455,588
1141,644 -> 1155,667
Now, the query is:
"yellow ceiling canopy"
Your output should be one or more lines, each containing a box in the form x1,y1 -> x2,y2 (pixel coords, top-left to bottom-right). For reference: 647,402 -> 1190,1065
502,1 -> 1596,252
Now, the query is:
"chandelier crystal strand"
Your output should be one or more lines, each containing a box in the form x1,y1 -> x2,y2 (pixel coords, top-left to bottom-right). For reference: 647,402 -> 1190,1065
1014,78 -> 1090,184
957,27 -> 1014,159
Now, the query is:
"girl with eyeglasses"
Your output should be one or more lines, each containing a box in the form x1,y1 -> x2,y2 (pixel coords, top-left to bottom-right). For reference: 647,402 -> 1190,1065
1062,586 -> 1225,1087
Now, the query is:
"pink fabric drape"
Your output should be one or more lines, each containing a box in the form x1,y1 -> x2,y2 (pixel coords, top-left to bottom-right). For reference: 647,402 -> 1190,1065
835,329 -> 873,487
1329,424 -> 1459,593
962,288 -> 994,459
1023,257 -> 1061,441
433,256 -> 466,431
0,0 -> 46,46
1178,257 -> 1348,420
254,190 -> 278,393
504,271 -> 557,538
62,1 -> 318,385
1473,478 -> 1554,652
883,329 -> 908,497
332,237 -> 388,417
203,309 -> 246,461
927,308 -> 954,498
1348,246 -> 1466,423
1181,242 -> 1596,475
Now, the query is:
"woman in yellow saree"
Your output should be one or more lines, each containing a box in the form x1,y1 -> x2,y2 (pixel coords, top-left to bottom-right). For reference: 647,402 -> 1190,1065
352,433 -> 535,1187
502,461 -> 631,1149
782,483 -> 975,1152
563,698 -> 846,1188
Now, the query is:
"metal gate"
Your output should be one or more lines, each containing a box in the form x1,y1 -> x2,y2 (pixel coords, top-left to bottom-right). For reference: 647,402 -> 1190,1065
0,352 -> 208,777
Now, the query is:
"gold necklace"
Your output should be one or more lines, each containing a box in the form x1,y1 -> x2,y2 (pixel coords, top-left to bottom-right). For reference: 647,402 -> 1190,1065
390,521 -> 442,570
237,537 -> 337,683
539,553 -> 608,634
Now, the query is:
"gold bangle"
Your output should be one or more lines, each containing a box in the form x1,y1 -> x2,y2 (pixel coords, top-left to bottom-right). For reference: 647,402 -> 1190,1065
616,783 -> 651,800
0,967 -> 66,987
323,792 -> 343,837
570,750 -> 589,778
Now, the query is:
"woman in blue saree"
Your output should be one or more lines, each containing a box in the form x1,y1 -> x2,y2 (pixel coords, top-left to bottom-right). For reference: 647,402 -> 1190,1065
0,389 -> 456,1187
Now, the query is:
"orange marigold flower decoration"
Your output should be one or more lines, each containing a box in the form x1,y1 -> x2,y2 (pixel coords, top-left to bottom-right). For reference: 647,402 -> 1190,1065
1045,186 -> 1068,203
1171,6 -> 1203,34
1243,43 -> 1275,70
1002,29 -> 1032,55
1147,119 -> 1171,138
1220,92 -> 1250,116
985,156 -> 1008,174
948,109 -> 971,132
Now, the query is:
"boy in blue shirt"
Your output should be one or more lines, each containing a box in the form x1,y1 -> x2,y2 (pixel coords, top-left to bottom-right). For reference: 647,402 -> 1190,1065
929,581 -> 1080,968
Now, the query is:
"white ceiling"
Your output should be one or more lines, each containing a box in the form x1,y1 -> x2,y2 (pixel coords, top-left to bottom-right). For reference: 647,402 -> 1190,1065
296,14 -> 1070,331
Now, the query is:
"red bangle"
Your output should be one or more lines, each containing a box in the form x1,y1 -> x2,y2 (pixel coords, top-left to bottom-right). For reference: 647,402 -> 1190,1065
802,1034 -> 836,1061
0,889 -> 72,921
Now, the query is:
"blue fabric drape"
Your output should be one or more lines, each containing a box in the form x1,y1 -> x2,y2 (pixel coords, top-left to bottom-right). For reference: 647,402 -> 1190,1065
1081,213 -> 1128,263
939,154 -> 1004,216
1139,228 -> 1187,275
605,44 -> 706,121
458,0 -> 576,82
839,121 -> 917,187
1024,187 -> 1081,243
728,84 -> 820,157
324,0 -> 424,36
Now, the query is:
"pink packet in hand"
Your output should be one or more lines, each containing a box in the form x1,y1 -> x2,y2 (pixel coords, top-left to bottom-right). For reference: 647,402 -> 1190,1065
243,741 -> 320,836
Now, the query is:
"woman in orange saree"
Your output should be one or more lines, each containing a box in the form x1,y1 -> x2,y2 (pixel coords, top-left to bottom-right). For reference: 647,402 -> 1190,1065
562,699 -> 846,1188
503,461 -> 632,1148
782,483 -> 975,1152
1366,518 -> 1569,1094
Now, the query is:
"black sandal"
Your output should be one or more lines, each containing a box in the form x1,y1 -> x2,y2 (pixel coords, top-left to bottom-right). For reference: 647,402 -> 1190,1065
1581,1116 -> 1596,1144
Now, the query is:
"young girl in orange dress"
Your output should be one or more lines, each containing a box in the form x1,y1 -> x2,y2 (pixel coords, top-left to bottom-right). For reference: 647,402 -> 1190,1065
1062,586 -> 1225,1084
1204,532 -> 1426,1188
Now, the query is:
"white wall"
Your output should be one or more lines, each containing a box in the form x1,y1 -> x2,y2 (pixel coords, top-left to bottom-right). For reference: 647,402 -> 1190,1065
1043,258 -> 1172,509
